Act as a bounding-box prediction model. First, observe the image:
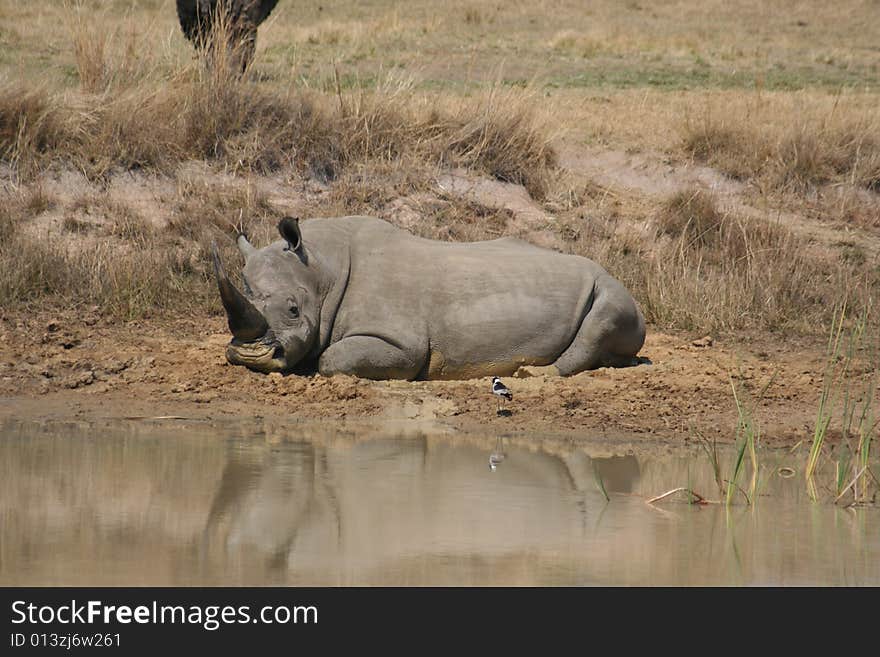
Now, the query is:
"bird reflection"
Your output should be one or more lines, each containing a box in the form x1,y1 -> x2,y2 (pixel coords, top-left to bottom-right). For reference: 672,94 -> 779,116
488,437 -> 507,472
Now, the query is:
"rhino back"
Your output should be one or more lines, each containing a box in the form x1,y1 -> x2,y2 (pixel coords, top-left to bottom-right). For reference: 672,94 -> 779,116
320,217 -> 606,378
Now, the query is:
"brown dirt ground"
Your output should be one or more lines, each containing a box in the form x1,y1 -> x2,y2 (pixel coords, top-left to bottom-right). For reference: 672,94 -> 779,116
0,308 -> 845,447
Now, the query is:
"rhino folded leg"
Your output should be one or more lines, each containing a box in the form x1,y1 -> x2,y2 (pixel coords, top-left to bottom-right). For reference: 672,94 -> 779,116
318,336 -> 426,381
552,277 -> 646,376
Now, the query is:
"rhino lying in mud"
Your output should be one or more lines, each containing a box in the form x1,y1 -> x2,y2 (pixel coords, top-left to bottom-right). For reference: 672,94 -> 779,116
212,216 -> 646,380
176,0 -> 280,72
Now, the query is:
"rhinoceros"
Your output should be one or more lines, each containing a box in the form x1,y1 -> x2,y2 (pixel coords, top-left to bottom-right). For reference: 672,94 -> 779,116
211,216 -> 646,379
176,0 -> 280,72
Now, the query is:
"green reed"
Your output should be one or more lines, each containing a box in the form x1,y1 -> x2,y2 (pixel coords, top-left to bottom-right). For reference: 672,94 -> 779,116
807,300 -> 878,503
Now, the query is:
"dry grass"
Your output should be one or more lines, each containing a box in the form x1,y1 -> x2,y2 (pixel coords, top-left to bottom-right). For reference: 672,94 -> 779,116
0,2 -> 557,190
71,10 -> 108,94
683,96 -> 880,194
317,158 -> 433,212
0,179 -> 239,320
168,177 -> 286,274
0,70 -> 555,196
0,84 -> 65,178
678,91 -> 880,234
4,1 -> 879,92
416,197 -> 514,242
0,185 -> 54,239
0,185 -> 235,320
62,194 -> 153,244
0,235 -> 210,320
564,188 -> 869,334
656,188 -> 727,249
441,94 -> 556,198
109,209 -> 153,244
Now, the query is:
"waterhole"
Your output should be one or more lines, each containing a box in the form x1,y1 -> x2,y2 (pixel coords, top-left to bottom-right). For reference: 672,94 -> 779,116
1,417 -> 877,585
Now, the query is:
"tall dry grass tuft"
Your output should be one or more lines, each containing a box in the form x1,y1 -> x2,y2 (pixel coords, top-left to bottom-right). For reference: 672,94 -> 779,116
65,0 -> 165,94
585,188 -> 860,334
773,126 -> 880,192
70,13 -> 108,93
1,44 -> 557,191
0,191 -> 222,320
0,235 -> 212,320
437,89 -> 558,199
170,178 -> 283,242
0,84 -> 65,177
656,188 -> 792,263
656,188 -> 726,249
683,98 -> 880,194
332,76 -> 427,168
682,116 -> 764,182
330,80 -> 557,196
183,82 -> 337,176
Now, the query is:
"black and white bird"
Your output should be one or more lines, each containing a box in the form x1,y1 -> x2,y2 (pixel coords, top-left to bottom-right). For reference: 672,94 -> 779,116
491,376 -> 513,414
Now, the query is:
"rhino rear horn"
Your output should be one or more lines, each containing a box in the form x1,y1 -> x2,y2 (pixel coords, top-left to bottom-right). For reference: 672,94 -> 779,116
234,210 -> 257,260
278,216 -> 302,252
237,233 -> 257,260
211,242 -> 269,342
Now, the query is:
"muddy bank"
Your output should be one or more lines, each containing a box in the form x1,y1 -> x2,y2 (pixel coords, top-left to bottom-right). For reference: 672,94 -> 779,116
0,310 -> 844,446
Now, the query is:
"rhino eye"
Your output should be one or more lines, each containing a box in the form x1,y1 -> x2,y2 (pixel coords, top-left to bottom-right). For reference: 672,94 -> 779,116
289,304 -> 300,319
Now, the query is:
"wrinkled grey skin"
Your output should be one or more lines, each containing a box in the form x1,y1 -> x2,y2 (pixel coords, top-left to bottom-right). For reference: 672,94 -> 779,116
213,216 -> 646,380
176,0 -> 280,72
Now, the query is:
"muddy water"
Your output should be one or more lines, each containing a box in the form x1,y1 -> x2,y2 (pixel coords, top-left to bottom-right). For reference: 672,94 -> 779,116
1,417 -> 877,586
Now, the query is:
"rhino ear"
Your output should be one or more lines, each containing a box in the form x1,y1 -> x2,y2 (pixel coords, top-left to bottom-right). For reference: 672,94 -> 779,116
278,216 -> 302,252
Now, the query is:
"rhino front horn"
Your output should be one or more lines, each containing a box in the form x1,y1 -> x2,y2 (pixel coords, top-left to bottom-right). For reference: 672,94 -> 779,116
211,242 -> 269,342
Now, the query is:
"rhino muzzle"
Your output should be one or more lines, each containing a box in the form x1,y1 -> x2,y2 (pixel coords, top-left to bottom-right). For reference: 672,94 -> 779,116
225,336 -> 287,373
212,242 -> 293,373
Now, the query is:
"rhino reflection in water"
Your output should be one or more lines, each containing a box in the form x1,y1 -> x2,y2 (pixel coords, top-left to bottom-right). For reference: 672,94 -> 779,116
212,216 -> 646,380
196,438 -> 642,579
0,427 -> 640,585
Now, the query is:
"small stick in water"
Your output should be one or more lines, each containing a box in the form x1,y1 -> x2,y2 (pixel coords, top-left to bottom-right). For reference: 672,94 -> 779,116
647,487 -> 708,505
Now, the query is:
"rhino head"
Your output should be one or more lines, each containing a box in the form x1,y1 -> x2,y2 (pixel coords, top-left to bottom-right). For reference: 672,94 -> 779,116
212,217 -> 328,374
